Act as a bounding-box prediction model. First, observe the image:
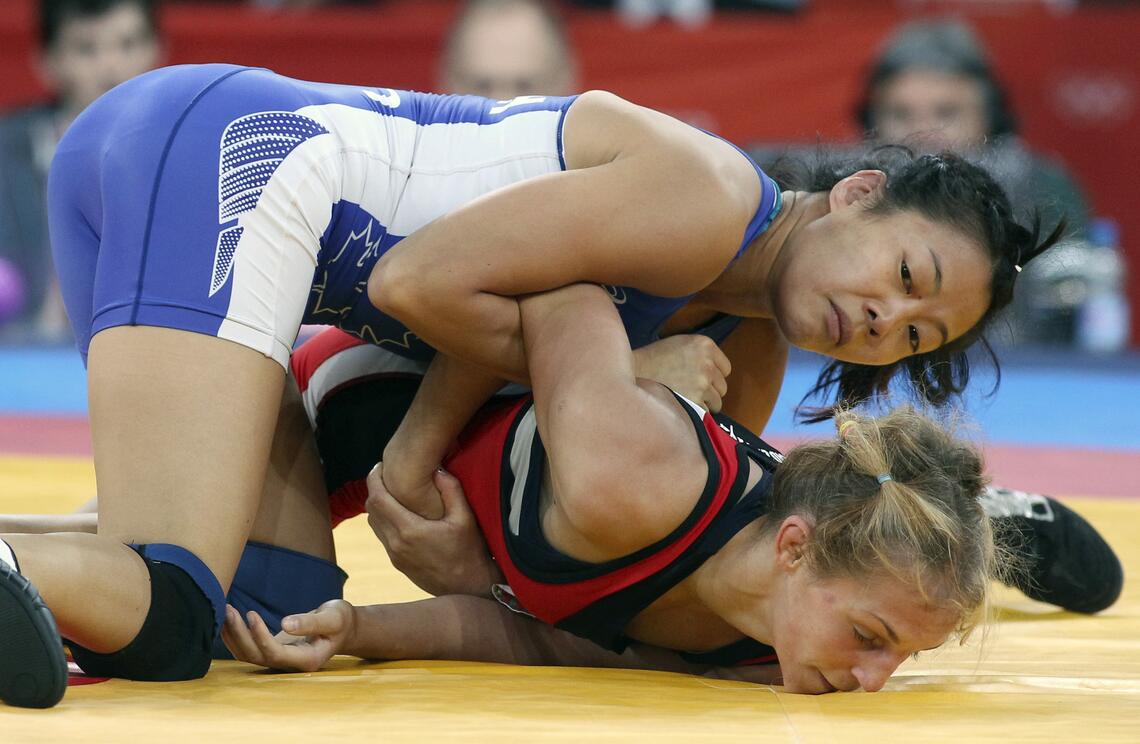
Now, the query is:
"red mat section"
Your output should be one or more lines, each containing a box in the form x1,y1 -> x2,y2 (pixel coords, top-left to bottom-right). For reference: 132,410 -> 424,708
0,415 -> 92,457
3,416 -> 1136,500
67,661 -> 109,687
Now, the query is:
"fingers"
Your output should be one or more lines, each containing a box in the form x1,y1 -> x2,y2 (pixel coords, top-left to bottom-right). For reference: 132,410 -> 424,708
710,342 -> 732,378
703,388 -> 724,414
246,610 -> 330,673
222,604 -> 267,667
366,489 -> 417,533
435,468 -> 474,524
279,602 -> 345,637
710,370 -> 728,398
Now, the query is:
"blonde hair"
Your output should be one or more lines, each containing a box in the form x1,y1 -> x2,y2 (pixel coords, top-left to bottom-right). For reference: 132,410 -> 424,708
767,406 -> 1007,640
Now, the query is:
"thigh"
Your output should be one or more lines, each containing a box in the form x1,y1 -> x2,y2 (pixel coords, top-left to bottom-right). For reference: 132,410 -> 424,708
246,376 -> 336,562
88,325 -> 286,591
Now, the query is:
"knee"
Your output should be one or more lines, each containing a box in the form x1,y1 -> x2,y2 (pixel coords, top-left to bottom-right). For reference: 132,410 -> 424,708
69,545 -> 225,681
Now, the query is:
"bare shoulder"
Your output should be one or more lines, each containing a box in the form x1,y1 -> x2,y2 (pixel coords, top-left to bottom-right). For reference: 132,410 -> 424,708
563,91 -> 762,209
550,380 -> 711,558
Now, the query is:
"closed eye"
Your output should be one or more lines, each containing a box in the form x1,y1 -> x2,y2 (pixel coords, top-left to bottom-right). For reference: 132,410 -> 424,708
854,627 -> 878,648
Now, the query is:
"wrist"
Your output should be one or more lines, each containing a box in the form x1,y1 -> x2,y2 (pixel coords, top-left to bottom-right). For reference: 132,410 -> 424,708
381,439 -> 441,490
341,604 -> 364,658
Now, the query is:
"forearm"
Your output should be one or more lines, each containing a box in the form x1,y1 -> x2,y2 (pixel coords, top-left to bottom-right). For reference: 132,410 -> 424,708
381,354 -> 506,519
519,285 -> 637,412
371,243 -> 531,381
343,595 -> 732,677
0,512 -> 98,534
345,595 -> 565,664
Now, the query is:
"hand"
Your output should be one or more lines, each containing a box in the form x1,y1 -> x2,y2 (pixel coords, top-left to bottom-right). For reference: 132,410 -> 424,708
366,466 -> 502,597
633,334 -> 731,412
377,426 -> 456,520
220,600 -> 356,673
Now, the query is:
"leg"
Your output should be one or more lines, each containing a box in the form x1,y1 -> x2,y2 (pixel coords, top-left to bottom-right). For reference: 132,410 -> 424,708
982,485 -> 1123,613
213,374 -> 347,660
2,326 -> 284,696
246,376 -> 335,562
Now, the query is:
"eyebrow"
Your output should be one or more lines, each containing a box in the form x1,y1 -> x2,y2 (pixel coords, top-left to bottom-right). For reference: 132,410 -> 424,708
870,612 -> 900,645
923,247 -> 949,347
926,246 -> 943,295
934,319 -> 949,348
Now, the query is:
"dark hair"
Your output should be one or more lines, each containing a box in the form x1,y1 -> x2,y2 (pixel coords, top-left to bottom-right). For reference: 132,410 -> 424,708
856,19 -> 1017,140
766,145 -> 1065,423
40,0 -> 157,50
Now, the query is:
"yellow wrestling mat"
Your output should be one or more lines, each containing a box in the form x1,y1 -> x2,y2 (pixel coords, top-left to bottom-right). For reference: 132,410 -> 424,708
2,454 -> 1138,742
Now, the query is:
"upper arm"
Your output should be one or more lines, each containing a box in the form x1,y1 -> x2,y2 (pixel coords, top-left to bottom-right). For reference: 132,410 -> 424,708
370,92 -> 759,312
518,285 -> 708,558
541,381 -> 708,558
719,318 -> 789,433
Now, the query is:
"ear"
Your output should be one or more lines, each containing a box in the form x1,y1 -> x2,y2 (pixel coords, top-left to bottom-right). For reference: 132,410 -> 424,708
828,169 -> 888,212
773,515 -> 812,574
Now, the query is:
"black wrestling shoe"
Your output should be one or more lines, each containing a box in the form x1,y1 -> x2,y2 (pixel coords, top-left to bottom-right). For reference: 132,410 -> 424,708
0,560 -> 67,708
981,486 -> 1124,614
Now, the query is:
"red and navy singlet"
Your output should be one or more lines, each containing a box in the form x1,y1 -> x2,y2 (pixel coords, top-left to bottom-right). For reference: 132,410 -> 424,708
293,328 -> 781,666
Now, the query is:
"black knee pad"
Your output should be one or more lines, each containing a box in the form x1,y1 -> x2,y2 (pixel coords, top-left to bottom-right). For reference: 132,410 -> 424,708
69,554 -> 218,681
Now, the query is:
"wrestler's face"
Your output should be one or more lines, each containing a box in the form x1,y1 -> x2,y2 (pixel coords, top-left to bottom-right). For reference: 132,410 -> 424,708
769,565 -> 959,694
41,2 -> 161,113
772,190 -> 991,367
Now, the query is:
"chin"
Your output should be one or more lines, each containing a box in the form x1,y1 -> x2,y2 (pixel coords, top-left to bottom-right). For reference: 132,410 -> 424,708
775,312 -> 816,355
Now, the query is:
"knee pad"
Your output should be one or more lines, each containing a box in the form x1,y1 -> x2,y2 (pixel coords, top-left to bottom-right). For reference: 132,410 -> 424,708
216,541 -> 347,659
69,544 -> 225,681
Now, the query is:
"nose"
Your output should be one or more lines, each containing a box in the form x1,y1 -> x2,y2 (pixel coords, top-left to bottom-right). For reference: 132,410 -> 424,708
863,300 -> 903,343
852,653 -> 905,693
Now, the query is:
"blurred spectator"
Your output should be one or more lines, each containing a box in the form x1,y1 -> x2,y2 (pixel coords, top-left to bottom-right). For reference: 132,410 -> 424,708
858,18 -> 1089,241
0,0 -> 162,344
857,19 -> 1130,348
440,0 -> 577,99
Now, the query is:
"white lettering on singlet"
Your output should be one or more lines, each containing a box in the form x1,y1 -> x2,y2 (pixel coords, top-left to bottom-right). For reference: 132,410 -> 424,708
364,88 -> 401,108
489,95 -> 547,115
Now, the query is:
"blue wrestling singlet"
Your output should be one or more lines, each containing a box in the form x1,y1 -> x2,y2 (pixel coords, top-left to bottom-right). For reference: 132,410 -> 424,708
49,64 -> 577,366
49,64 -> 780,366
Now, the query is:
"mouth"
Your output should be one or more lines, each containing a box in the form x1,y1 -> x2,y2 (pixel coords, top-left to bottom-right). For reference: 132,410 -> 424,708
827,300 -> 851,348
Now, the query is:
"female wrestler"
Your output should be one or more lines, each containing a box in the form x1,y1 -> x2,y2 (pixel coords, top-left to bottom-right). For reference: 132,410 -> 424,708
0,62 -> 1052,708
217,283 -> 999,694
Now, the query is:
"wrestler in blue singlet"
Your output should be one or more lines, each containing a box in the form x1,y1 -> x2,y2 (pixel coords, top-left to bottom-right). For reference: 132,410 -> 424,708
49,64 -> 780,367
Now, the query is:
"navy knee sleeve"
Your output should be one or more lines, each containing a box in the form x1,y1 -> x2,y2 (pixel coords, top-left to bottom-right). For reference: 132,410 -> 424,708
69,544 -> 225,681
216,541 -> 347,659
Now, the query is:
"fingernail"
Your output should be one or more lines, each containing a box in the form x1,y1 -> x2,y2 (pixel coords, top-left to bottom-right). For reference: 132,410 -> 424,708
282,618 -> 297,632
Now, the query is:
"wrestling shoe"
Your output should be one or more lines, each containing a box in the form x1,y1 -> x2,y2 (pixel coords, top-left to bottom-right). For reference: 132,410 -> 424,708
981,486 -> 1124,614
0,558 -> 68,708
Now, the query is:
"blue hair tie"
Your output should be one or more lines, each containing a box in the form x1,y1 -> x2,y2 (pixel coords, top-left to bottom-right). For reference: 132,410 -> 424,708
877,473 -> 893,484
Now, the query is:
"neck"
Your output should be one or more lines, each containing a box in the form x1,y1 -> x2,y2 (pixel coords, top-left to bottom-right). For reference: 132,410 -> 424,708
691,190 -> 831,317
690,521 -> 778,644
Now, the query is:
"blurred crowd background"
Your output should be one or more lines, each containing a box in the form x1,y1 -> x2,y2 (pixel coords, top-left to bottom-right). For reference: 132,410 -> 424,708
0,0 -> 1136,357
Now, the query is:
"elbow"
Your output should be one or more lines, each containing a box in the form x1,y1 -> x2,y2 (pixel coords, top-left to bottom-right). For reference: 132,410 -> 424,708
367,251 -> 421,320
